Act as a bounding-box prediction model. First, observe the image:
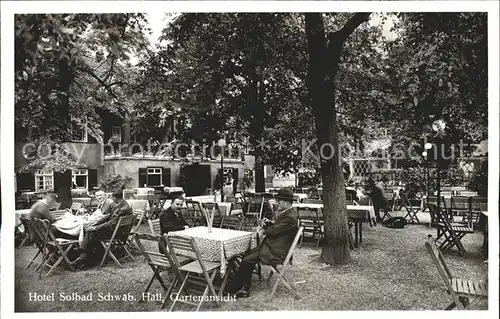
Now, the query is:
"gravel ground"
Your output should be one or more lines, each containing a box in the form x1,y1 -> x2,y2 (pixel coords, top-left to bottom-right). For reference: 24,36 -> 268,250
14,211 -> 488,312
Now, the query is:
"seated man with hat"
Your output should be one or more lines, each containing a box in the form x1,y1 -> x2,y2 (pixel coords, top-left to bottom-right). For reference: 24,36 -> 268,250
226,188 -> 299,298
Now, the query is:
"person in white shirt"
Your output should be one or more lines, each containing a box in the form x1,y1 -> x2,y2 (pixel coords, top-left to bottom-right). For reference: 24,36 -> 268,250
94,191 -> 114,215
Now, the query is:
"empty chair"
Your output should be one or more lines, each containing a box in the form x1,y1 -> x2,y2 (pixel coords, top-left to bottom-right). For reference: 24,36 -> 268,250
297,207 -> 323,248
165,235 -> 221,311
425,234 -> 487,309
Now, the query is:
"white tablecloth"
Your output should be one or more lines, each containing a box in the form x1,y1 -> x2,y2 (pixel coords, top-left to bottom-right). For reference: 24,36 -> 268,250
164,187 -> 184,193
52,212 -> 101,243
134,187 -> 155,195
168,226 -> 255,275
294,193 -> 308,202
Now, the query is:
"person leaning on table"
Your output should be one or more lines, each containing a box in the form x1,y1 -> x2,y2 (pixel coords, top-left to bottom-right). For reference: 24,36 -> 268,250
28,192 -> 76,239
225,188 -> 299,298
29,193 -> 59,223
71,190 -> 133,268
158,196 -> 189,254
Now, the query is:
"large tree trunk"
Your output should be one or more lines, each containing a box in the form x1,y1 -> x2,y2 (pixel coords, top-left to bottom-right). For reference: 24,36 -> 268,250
55,170 -> 72,209
305,13 -> 370,265
56,57 -> 74,209
250,64 -> 266,193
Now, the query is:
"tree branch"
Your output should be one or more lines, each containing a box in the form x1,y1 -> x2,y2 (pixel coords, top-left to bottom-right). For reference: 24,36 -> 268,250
328,13 -> 371,45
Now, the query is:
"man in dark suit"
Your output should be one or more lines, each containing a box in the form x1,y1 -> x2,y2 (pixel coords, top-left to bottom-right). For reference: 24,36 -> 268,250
71,190 -> 133,268
226,188 -> 299,298
158,196 -> 189,254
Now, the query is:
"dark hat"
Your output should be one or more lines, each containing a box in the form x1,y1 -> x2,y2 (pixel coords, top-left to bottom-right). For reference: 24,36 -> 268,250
275,188 -> 294,202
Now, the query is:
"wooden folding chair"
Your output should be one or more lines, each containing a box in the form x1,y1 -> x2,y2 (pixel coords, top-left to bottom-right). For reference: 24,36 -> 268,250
134,233 -> 192,308
242,196 -> 264,230
185,200 -> 206,226
202,202 -> 223,228
70,202 -> 83,215
100,214 -> 137,268
400,192 -> 421,224
449,196 -> 469,221
21,217 -> 46,270
266,227 -> 303,301
425,235 -> 488,309
433,205 -> 474,256
297,207 -> 323,248
127,210 -> 146,250
470,197 -> 487,229
166,235 -> 221,311
34,218 -> 78,278
148,218 -> 161,237
426,196 -> 448,227
220,215 -> 244,231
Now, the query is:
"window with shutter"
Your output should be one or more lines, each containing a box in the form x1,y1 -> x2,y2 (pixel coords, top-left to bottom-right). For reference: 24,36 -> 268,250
138,168 -> 148,188
88,169 -> 98,190
162,167 -> 171,186
147,167 -> 162,186
17,172 -> 35,192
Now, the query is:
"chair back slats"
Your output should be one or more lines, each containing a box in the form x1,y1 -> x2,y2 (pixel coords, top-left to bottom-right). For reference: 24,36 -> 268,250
425,235 -> 453,280
220,216 -> 244,230
114,214 -> 136,240
163,234 -> 189,278
204,203 -> 224,228
70,202 -> 83,214
148,219 -> 161,237
424,235 -> 464,309
167,235 -> 195,252
134,233 -> 170,266
297,208 -> 319,221
281,227 -> 303,267
426,196 -> 447,210
185,200 -> 206,226
186,200 -> 205,217
450,196 -> 469,211
132,210 -> 145,232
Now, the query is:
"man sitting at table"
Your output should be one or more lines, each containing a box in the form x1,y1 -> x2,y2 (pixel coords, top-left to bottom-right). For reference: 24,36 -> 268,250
71,190 -> 133,268
366,178 -> 389,222
226,188 -> 299,298
29,193 -> 59,223
94,190 -> 114,215
158,196 -> 189,254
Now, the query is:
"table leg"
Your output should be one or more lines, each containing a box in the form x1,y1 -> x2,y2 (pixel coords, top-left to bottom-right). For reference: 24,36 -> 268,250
354,222 -> 359,248
358,220 -> 362,243
218,258 -> 233,294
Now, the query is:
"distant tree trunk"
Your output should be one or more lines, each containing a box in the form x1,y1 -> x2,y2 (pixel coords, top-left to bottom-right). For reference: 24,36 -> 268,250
305,13 -> 371,265
122,117 -> 131,156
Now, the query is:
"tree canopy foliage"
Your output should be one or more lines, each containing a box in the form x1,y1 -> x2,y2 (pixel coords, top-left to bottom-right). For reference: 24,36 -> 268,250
384,12 -> 487,163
